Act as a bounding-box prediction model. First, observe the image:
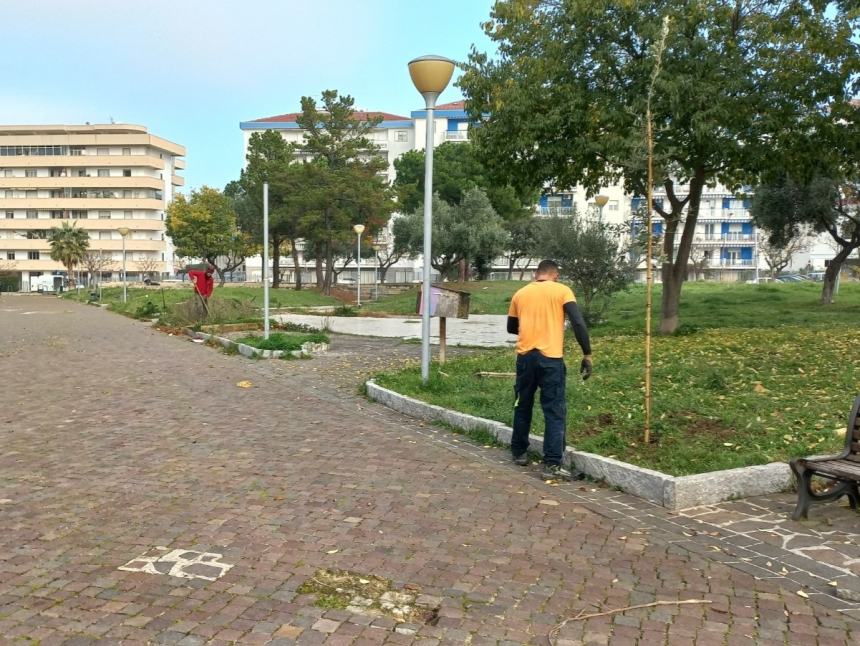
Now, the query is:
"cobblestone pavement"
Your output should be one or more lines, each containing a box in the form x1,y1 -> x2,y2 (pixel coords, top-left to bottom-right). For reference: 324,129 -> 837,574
0,294 -> 858,645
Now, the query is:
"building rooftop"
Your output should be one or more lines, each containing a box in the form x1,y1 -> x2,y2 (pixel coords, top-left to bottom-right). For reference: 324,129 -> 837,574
435,100 -> 466,110
249,110 -> 410,124
0,124 -> 151,136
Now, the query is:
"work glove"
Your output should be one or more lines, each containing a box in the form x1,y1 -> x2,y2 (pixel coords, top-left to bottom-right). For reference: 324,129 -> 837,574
580,357 -> 593,381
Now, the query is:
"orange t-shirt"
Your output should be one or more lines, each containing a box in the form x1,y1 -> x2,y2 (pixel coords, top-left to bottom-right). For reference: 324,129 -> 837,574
508,280 -> 576,358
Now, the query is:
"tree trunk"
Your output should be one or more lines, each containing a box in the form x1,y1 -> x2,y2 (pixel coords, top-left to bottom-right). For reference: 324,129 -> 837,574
458,258 -> 468,282
507,257 -> 514,280
323,240 -> 335,295
314,254 -> 324,290
821,246 -> 853,304
658,169 -> 705,334
271,237 -> 281,289
290,240 -> 302,291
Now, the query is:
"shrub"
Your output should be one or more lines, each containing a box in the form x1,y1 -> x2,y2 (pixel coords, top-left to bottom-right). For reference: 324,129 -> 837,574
237,332 -> 329,352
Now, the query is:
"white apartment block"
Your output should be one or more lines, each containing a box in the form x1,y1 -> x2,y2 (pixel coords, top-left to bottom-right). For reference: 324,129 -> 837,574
240,101 -> 835,284
0,124 -> 185,292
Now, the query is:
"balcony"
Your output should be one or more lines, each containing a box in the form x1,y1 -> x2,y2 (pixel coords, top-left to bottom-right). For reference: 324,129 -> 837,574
0,155 -> 166,170
703,259 -> 756,268
0,198 -> 164,211
693,233 -> 755,244
444,131 -> 469,142
0,218 -> 165,230
0,177 -> 164,190
535,206 -> 575,217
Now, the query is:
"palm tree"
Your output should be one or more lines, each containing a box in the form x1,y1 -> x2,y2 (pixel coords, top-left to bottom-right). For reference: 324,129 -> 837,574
48,222 -> 90,288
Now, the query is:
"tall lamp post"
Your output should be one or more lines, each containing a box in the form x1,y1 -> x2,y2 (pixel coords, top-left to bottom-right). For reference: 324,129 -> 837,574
408,54 -> 455,384
595,194 -> 609,222
353,224 -> 365,307
117,226 -> 130,303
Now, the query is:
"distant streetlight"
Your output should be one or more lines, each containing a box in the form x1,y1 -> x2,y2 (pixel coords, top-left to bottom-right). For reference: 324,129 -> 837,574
408,54 -> 455,384
117,226 -> 130,303
595,194 -> 609,222
353,224 -> 365,307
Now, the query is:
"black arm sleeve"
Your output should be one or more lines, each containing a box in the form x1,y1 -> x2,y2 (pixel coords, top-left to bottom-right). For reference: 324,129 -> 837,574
507,316 -> 519,335
563,301 -> 592,356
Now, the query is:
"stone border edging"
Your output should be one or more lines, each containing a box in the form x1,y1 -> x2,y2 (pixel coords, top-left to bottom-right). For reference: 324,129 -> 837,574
185,329 -> 328,359
365,380 -> 793,510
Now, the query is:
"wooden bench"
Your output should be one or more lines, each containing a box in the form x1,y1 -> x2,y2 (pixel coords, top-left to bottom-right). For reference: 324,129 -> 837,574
790,395 -> 860,520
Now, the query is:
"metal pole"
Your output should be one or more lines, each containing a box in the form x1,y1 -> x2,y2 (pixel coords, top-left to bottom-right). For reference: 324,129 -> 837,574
754,226 -> 759,284
122,236 -> 127,303
421,100 -> 437,383
375,248 -> 379,301
263,181 -> 270,339
356,230 -> 362,307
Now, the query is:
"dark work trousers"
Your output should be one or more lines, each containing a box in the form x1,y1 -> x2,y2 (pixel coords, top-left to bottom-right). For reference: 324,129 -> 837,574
511,349 -> 567,465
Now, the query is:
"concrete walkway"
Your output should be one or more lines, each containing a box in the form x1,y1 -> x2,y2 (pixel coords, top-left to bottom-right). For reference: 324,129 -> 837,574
275,313 -> 516,348
0,294 -> 857,644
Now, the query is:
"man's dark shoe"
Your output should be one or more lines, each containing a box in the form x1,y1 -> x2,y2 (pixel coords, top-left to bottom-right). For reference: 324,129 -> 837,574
542,464 -> 585,481
512,452 -> 529,466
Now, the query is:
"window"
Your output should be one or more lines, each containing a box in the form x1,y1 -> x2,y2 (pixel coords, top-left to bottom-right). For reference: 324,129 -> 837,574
4,190 -> 12,198
77,169 -> 88,177
5,211 -> 12,219
122,169 -> 131,177
69,146 -> 83,156
97,169 -> 110,177
25,169 -> 37,178
3,169 -> 11,177
97,147 -> 109,156
26,230 -> 47,239
123,210 -> 132,219
26,210 -> 37,219
122,147 -> 131,156
28,251 -> 40,260
98,210 -> 110,219
608,200 -> 619,211
122,190 -> 132,198
6,251 -> 14,260
71,210 -> 87,219
25,190 -> 37,198
99,231 -> 112,240
50,211 -> 64,219
395,130 -> 408,142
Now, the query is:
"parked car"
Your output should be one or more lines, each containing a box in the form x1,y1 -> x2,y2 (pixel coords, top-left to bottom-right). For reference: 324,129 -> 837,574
775,275 -> 806,283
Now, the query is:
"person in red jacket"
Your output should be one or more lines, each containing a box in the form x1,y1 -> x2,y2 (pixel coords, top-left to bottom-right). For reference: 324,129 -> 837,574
188,264 -> 215,315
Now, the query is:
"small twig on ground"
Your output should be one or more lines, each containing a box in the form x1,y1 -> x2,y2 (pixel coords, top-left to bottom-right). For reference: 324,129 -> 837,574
475,371 -> 516,378
549,599 -> 711,645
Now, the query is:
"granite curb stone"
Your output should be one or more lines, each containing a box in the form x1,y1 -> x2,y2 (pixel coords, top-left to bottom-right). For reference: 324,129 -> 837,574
366,380 -> 794,510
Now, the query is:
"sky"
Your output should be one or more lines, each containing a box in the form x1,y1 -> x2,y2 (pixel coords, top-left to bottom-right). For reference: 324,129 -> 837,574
2,0 -> 497,191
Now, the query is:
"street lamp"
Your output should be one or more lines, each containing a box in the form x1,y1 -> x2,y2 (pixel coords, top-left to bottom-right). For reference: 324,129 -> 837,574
408,54 -> 455,384
353,223 -> 365,307
595,194 -> 609,222
117,226 -> 130,303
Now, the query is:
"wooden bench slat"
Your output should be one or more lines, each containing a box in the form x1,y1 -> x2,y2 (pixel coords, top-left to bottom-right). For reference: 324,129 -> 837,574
808,460 -> 860,479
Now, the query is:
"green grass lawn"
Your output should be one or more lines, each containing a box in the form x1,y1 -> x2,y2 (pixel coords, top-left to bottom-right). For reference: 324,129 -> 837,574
64,284 -> 340,322
366,280 -> 860,332
374,281 -> 860,476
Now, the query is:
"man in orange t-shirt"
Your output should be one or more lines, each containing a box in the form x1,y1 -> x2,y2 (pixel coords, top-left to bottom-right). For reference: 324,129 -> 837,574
507,259 -> 592,480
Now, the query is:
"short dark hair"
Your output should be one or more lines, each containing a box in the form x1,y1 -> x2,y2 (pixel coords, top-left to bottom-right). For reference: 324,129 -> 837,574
536,259 -> 560,274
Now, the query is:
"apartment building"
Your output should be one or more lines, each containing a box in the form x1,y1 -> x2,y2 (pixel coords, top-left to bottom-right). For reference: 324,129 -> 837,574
0,124 -> 185,291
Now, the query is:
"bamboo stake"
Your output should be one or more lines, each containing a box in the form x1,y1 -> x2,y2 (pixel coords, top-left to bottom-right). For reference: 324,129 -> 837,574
644,16 -> 670,446
549,599 -> 710,645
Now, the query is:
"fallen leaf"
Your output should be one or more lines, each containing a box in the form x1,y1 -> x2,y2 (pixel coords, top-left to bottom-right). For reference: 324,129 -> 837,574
796,590 -> 809,598
326,549 -> 340,554
236,380 -> 253,388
